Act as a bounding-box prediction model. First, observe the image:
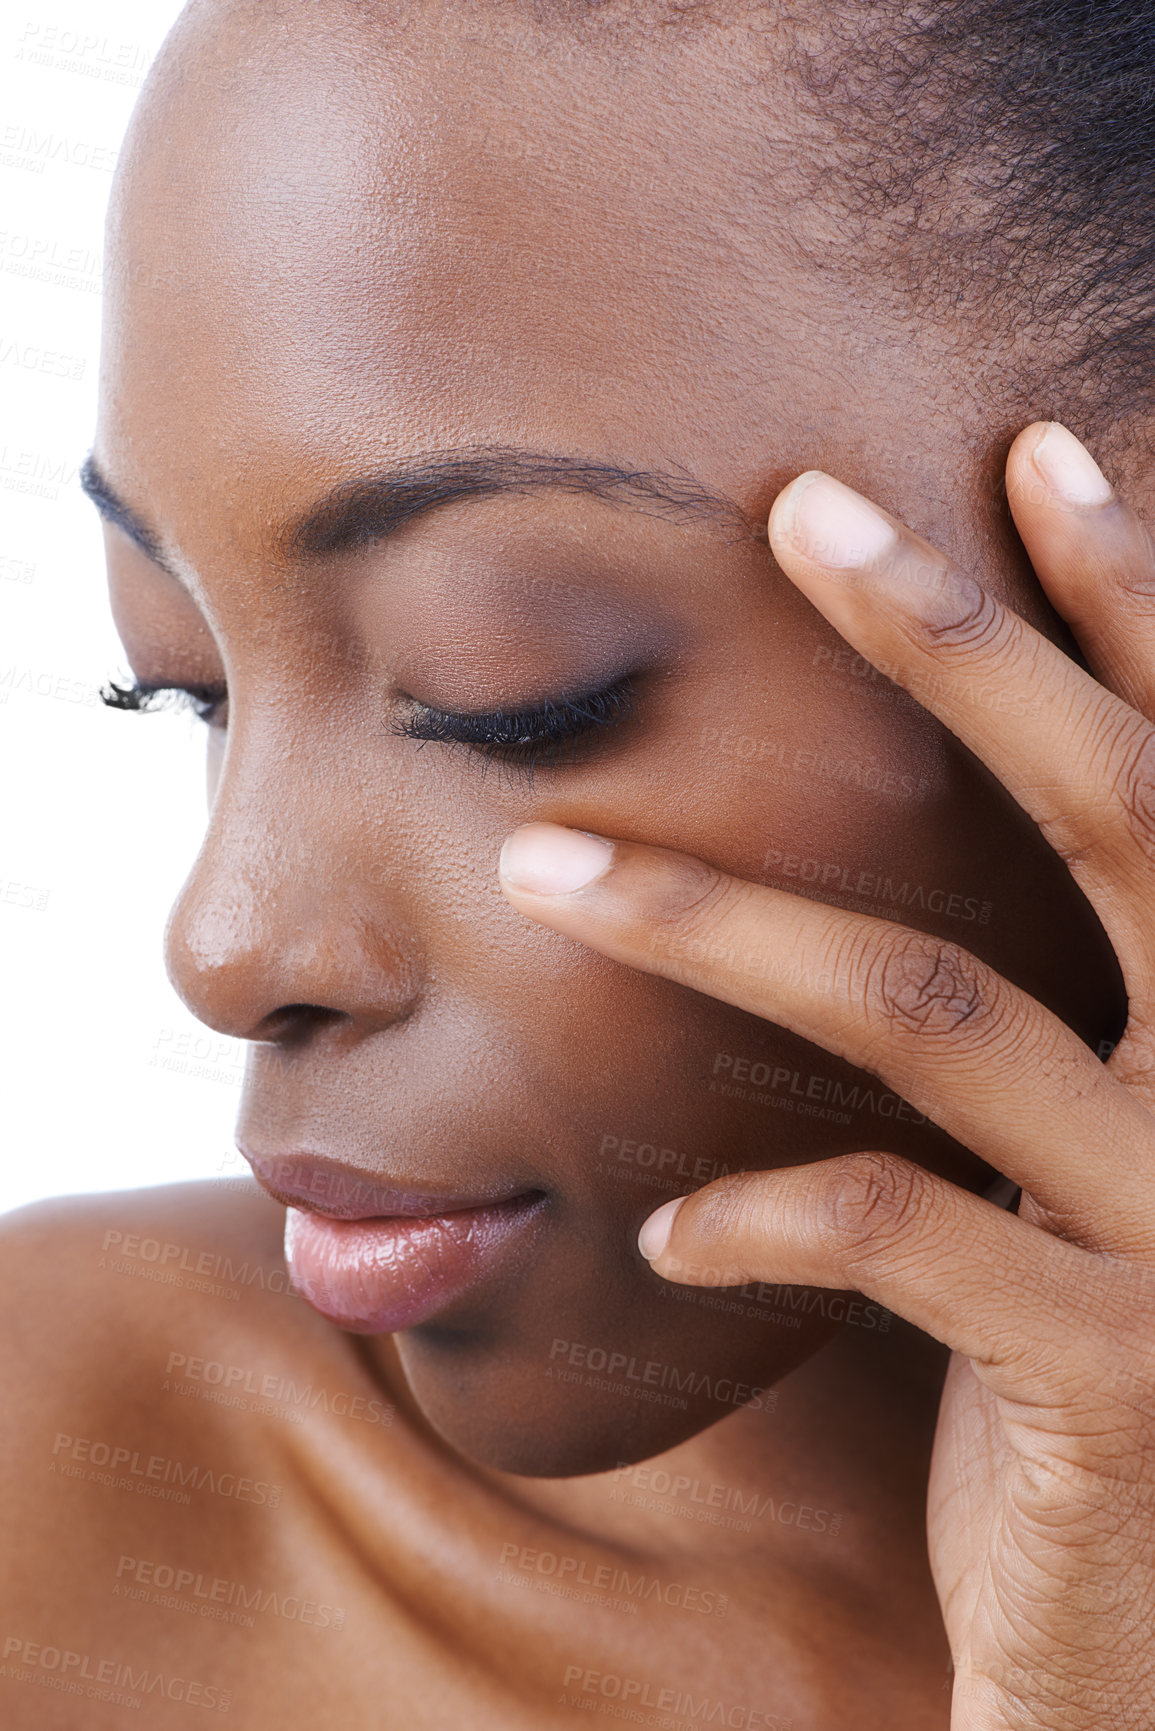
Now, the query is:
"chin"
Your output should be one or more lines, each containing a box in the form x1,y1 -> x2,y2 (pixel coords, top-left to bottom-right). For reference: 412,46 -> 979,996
390,1294 -> 840,1476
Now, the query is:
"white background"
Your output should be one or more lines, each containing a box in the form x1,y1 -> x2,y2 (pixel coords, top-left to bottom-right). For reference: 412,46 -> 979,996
0,1 -> 251,1215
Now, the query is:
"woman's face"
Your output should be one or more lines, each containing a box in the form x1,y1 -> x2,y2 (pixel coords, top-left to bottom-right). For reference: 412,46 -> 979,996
93,1 -> 1122,1474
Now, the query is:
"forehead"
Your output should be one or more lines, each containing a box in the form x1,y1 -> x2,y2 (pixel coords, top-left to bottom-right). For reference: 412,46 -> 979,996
97,3 -> 884,544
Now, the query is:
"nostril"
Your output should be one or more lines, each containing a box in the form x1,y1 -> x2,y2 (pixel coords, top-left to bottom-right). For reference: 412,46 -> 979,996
254,1003 -> 349,1047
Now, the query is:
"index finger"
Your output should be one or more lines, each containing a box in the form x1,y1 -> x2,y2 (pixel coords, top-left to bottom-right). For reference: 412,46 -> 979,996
498,823 -> 1155,1256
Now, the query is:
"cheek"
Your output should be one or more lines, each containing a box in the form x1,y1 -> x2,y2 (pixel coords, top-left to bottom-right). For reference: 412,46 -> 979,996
692,641 -> 952,883
440,844 -> 979,1203
670,621 -> 1119,1049
375,630 -> 972,1171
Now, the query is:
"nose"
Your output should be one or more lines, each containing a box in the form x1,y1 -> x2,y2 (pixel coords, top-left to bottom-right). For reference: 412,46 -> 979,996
164,737 -> 422,1044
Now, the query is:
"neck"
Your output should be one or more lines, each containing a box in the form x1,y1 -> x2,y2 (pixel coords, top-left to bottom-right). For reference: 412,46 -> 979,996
488,1315 -> 948,1587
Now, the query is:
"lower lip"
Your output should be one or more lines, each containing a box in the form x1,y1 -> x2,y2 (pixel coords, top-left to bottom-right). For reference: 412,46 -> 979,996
283,1195 -> 545,1334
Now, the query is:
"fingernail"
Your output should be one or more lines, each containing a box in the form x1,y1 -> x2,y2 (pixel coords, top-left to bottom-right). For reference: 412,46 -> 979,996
499,822 -> 614,895
781,472 -> 896,570
637,1196 -> 687,1261
1031,423 -> 1113,507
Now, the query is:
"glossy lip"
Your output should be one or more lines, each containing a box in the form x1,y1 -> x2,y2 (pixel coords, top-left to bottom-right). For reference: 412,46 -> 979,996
245,1150 -> 549,1334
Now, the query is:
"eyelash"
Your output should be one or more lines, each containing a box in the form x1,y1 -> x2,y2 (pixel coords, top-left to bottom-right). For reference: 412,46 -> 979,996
100,677 -> 228,725
395,675 -> 636,771
98,673 -> 636,769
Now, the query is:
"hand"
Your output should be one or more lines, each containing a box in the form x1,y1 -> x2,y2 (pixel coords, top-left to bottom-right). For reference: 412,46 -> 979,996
497,423 -> 1155,1729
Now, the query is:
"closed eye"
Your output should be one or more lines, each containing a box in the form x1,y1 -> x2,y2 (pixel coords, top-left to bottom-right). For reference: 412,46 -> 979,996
395,673 -> 636,772
98,671 -> 637,771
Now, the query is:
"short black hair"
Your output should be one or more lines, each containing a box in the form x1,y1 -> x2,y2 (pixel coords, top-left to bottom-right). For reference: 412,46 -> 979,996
524,0 -> 1155,431
804,0 -> 1155,422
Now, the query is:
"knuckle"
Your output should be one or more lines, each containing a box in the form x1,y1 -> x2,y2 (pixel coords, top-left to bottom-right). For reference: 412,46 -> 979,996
1108,1359 -> 1155,1435
1105,1029 -> 1155,1102
691,1171 -> 765,1242
1011,1436 -> 1154,1532
638,853 -> 735,960
641,852 -> 730,936
811,1152 -> 930,1265
674,1172 -> 775,1285
915,566 -> 1006,655
1104,508 -> 1155,606
1119,728 -> 1155,862
865,930 -> 995,1043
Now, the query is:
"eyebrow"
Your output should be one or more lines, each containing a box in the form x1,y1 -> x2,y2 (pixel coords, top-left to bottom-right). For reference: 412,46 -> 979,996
80,445 -> 758,573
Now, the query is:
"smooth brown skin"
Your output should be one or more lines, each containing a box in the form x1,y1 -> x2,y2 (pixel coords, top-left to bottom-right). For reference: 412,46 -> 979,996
502,445 -> 1155,1724
0,1 -> 1143,1726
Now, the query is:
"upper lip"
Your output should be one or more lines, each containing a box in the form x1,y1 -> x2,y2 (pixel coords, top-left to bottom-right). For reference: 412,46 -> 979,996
243,1149 -> 542,1222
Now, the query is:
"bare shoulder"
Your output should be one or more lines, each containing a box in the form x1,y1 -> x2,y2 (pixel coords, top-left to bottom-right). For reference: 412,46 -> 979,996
0,1184 -> 396,1723
0,1184 -> 340,1577
0,1181 -> 307,1477
0,1177 -> 365,1435
0,1178 -> 291,1375
0,1173 -> 287,1278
